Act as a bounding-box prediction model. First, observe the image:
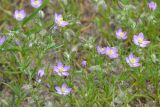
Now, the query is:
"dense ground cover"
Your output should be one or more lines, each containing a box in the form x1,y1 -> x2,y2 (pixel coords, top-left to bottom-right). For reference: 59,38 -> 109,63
0,0 -> 160,106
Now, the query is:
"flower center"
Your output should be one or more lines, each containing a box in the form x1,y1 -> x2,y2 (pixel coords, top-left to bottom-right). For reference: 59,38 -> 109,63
61,87 -> 66,93
17,13 -> 22,18
119,32 -> 124,37
34,0 -> 39,5
59,67 -> 64,72
130,58 -> 135,64
100,48 -> 104,51
108,50 -> 113,55
138,38 -> 143,44
57,17 -> 63,25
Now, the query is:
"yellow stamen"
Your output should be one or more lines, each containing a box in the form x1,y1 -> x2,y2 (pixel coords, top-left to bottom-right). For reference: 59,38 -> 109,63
61,87 -> 66,93
138,38 -> 143,44
34,1 -> 39,5
130,58 -> 135,64
59,67 -> 64,72
17,13 -> 22,18
108,50 -> 113,55
100,48 -> 104,51
119,32 -> 124,37
57,17 -> 63,25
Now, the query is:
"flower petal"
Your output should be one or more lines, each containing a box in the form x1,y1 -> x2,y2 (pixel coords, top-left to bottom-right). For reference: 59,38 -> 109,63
64,66 -> 70,71
62,72 -> 69,76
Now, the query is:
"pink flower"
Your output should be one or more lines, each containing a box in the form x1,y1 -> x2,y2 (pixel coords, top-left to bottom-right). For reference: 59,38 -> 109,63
37,68 -> 45,77
126,53 -> 140,67
54,13 -> 68,28
133,32 -> 150,48
96,46 -> 106,55
31,0 -> 43,8
116,28 -> 127,40
54,62 -> 70,77
14,10 -> 26,21
55,83 -> 72,96
148,1 -> 157,11
105,47 -> 118,59
0,36 -> 6,45
81,60 -> 87,67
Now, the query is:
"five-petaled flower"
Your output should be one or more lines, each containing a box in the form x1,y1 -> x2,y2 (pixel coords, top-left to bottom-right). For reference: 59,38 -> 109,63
148,1 -> 157,11
126,53 -> 140,67
55,83 -> 72,96
54,62 -> 70,77
116,28 -> 127,40
31,0 -> 42,8
0,36 -> 6,45
37,68 -> 45,77
133,32 -> 150,48
105,47 -> 118,59
96,46 -> 106,55
54,13 -> 68,28
14,10 -> 26,21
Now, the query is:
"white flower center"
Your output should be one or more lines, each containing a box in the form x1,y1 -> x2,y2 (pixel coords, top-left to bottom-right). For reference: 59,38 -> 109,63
34,0 -> 39,5
119,32 -> 124,37
17,13 -> 22,19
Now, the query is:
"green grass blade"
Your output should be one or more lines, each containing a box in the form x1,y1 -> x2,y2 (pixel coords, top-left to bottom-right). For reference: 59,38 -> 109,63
21,0 -> 49,26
